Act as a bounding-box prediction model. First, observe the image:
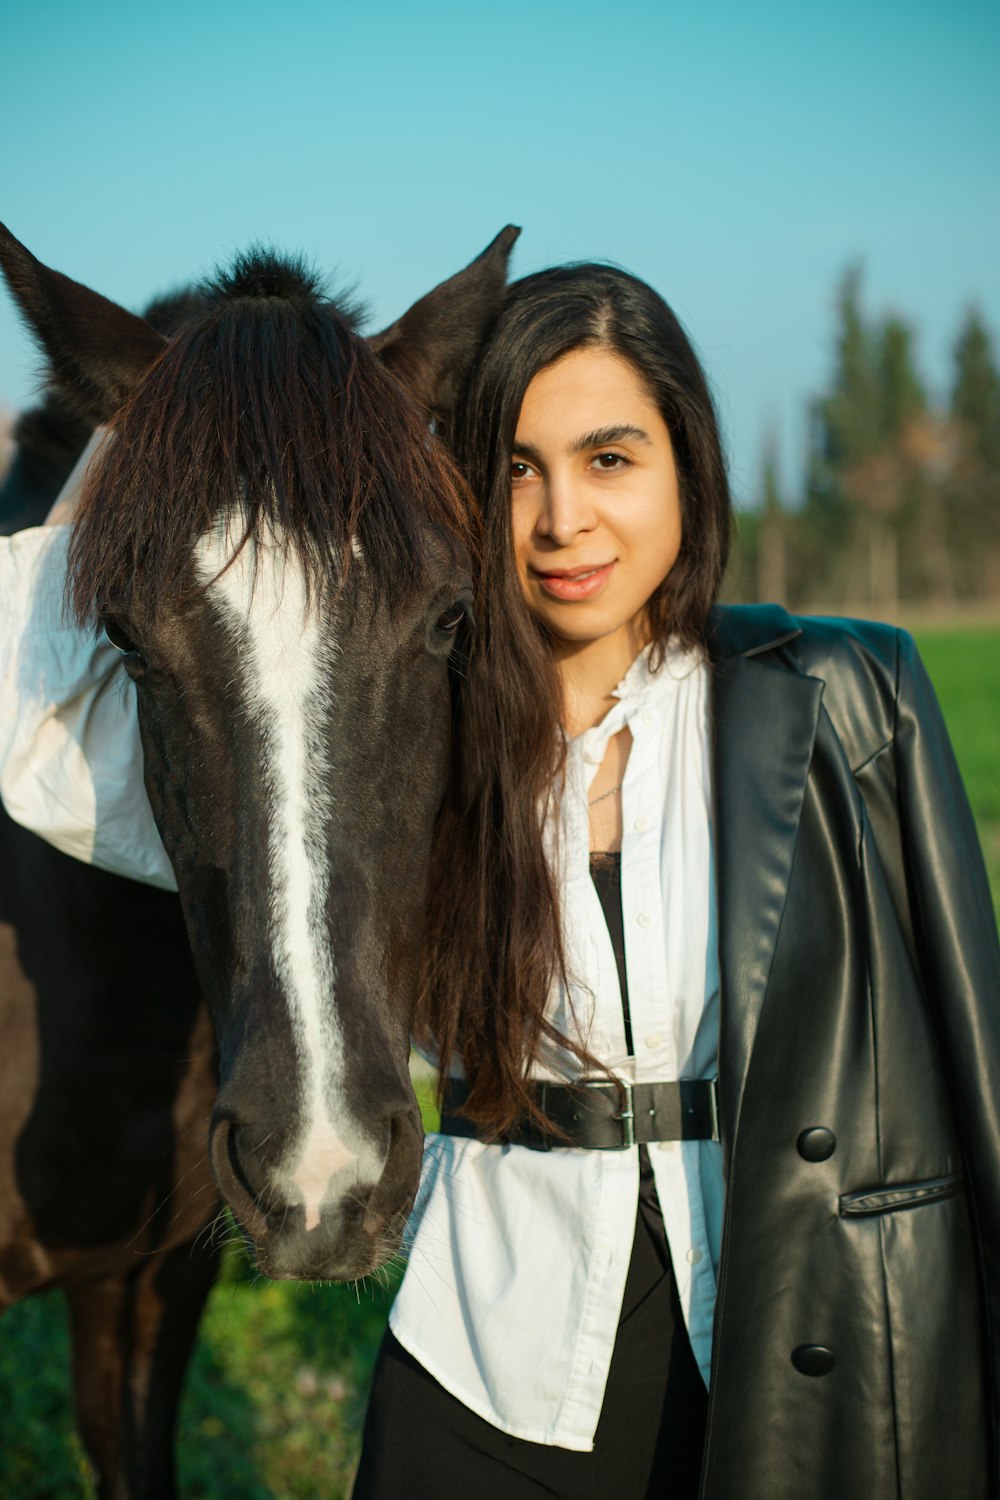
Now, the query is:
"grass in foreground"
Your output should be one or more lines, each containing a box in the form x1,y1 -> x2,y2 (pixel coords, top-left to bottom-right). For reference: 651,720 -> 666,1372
0,1248 -> 397,1500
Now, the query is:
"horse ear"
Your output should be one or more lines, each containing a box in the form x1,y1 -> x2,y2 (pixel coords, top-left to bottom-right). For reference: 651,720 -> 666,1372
0,223 -> 166,424
369,225 -> 520,424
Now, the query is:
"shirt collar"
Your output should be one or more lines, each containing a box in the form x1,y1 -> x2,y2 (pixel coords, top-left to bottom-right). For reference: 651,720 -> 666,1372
576,638 -> 705,767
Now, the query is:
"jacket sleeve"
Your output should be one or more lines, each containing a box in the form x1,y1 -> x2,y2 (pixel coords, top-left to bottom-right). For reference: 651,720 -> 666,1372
893,627 -> 1000,1452
0,525 -> 177,890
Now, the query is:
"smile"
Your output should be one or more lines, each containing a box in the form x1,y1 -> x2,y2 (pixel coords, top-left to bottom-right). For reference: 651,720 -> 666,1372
531,562 -> 615,601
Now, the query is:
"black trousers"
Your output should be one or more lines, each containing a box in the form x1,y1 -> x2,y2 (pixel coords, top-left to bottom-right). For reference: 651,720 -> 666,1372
353,1149 -> 708,1500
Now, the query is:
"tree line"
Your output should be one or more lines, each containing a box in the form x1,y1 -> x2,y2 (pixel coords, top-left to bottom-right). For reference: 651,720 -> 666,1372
728,270 -> 1000,614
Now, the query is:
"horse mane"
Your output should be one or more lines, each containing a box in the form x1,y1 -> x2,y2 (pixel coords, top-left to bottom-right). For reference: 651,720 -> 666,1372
68,249 -> 475,624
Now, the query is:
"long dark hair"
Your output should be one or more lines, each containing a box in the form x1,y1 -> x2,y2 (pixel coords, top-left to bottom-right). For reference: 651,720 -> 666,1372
417,263 -> 733,1136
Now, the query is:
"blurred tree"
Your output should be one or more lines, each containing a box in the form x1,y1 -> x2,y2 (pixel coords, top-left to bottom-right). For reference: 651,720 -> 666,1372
878,317 -> 926,440
757,429 -> 787,604
807,274 -> 929,608
726,277 -> 999,613
809,266 -> 880,509
853,315 -> 926,608
949,308 -> 1000,597
805,268 -> 880,603
952,307 -> 1000,469
900,410 -> 958,604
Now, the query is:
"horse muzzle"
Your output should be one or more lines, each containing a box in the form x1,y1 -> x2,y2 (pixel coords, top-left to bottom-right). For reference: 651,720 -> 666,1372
207,1095 -> 423,1280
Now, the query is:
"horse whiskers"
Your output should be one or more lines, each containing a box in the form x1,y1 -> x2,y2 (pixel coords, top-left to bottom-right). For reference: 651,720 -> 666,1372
241,1130 -> 276,1157
192,1206 -> 232,1255
124,1152 -> 216,1254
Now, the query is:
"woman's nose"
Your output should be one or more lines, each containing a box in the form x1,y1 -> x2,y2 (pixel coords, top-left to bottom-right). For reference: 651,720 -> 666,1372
535,475 -> 596,545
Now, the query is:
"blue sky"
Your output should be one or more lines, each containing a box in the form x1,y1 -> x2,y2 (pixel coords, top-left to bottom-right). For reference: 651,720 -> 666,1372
1,0 -> 996,504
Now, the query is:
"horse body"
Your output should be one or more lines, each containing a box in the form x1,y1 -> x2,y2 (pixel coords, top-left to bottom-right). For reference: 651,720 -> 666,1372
0,814 -> 217,1304
0,223 -> 516,1495
0,829 -> 220,1496
0,395 -> 91,532
0,392 -> 221,1498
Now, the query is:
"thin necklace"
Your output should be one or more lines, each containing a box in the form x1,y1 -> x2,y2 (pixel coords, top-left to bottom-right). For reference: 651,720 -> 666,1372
588,782 -> 622,807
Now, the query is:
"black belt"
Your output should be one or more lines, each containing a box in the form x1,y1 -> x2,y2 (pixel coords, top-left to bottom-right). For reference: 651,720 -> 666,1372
439,1077 -> 720,1151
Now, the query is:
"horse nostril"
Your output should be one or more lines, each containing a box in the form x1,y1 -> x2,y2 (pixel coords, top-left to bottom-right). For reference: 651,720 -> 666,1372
362,1097 -> 424,1236
208,1114 -> 269,1239
226,1122 -> 260,1205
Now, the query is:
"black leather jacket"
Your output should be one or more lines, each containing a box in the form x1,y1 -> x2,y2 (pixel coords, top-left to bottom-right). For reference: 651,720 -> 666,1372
700,605 -> 1000,1500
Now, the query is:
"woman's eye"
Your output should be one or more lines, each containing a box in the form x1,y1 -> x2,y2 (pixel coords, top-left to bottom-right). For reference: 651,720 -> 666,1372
510,460 -> 533,482
592,451 -> 629,471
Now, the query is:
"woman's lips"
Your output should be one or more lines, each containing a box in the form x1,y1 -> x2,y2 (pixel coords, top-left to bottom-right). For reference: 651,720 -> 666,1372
531,562 -> 615,601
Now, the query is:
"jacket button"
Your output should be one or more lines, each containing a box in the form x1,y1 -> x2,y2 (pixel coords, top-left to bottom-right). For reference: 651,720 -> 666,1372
797,1127 -> 836,1162
792,1344 -> 835,1376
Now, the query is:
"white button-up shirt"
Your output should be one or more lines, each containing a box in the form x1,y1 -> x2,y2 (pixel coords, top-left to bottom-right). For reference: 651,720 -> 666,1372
391,642 -> 724,1450
0,525 -> 723,1452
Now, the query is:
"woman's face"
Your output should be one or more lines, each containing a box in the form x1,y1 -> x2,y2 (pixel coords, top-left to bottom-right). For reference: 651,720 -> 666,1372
510,346 -> 681,662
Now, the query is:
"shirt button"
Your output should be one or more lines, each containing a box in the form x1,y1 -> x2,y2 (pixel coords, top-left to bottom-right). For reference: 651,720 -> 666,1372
656,1141 -> 673,1153
645,1033 -> 664,1049
633,815 -> 652,833
641,711 -> 657,727
686,1247 -> 703,1265
637,912 -> 651,928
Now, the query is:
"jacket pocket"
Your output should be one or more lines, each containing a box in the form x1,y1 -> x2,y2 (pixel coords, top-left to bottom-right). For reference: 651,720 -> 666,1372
839,1170 -> 963,1217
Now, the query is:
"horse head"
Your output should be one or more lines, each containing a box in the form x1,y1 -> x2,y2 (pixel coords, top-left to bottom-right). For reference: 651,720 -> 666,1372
0,222 -> 518,1280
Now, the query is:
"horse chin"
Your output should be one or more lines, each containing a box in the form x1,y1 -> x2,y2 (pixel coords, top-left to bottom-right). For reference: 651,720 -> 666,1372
236,1195 -> 414,1284
248,1198 -> 414,1284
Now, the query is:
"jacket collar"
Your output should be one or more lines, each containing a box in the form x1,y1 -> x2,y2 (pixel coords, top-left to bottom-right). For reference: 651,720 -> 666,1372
708,602 -> 803,662
707,603 -> 823,1166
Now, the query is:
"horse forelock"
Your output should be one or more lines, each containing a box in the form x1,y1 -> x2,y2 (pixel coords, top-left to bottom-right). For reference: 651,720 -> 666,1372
204,247 -> 364,323
66,250 -> 476,628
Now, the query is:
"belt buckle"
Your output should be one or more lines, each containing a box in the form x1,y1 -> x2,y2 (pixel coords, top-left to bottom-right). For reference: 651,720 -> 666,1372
612,1079 -> 636,1148
709,1075 -> 720,1143
578,1077 -> 635,1149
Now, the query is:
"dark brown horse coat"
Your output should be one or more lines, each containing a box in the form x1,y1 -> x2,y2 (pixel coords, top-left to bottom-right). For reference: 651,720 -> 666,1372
701,604 -> 999,1500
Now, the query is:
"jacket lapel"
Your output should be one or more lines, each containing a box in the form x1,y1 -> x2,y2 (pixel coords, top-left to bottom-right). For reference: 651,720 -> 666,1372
709,606 -> 825,1163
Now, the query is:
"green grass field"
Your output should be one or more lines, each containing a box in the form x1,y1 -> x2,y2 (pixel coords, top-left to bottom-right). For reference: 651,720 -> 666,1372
1,627 -> 997,1498
912,627 -> 1000,923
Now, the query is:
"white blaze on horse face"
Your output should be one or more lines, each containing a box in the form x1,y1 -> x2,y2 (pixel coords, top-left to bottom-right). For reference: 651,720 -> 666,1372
194,519 -> 376,1232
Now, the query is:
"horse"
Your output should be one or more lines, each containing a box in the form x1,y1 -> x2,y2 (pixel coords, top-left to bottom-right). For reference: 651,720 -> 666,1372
0,297 -> 222,1500
0,222 -> 518,1498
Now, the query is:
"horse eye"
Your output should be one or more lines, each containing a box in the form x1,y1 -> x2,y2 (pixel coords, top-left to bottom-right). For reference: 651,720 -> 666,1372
104,620 -> 140,656
435,602 -> 468,636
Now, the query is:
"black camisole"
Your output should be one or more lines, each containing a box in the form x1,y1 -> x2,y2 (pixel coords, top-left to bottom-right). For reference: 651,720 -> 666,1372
589,850 -> 633,1054
587,847 -> 709,1467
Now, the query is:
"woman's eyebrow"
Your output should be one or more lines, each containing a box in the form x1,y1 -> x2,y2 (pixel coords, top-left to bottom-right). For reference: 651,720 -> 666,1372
511,424 -> 652,465
572,424 -> 651,452
512,437 -> 543,464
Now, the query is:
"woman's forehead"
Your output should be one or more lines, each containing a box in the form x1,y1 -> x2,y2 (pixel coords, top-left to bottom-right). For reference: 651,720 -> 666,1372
515,347 -> 664,449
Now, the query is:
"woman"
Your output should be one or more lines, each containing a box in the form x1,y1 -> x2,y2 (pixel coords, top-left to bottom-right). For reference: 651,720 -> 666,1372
355,266 -> 727,1497
354,265 -> 1000,1500
3,261 -> 999,1500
